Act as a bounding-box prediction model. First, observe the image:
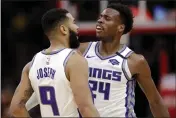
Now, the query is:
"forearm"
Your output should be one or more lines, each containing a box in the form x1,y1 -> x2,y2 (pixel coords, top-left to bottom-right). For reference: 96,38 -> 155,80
10,87 -> 33,117
79,105 -> 100,117
149,101 -> 170,117
10,105 -> 31,117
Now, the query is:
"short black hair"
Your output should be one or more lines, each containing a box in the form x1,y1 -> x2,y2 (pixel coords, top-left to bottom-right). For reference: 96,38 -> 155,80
41,8 -> 69,33
107,3 -> 133,34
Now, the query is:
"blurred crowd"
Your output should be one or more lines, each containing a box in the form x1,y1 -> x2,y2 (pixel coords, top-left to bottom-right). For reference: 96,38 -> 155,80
1,0 -> 176,117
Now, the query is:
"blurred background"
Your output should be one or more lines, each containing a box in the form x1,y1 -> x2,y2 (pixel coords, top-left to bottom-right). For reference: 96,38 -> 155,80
1,0 -> 176,117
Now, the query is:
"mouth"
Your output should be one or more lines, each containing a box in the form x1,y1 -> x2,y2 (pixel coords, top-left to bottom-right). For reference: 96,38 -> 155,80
96,25 -> 104,32
75,33 -> 79,39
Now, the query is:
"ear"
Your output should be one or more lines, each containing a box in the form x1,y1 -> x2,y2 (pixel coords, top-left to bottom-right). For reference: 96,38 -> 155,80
118,24 -> 125,33
59,25 -> 68,35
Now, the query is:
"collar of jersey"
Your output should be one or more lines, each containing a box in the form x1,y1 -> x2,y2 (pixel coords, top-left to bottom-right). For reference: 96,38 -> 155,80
95,41 -> 127,60
41,48 -> 66,55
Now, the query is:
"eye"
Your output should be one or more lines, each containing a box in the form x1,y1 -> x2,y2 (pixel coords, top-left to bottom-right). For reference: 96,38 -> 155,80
73,19 -> 76,24
105,16 -> 111,21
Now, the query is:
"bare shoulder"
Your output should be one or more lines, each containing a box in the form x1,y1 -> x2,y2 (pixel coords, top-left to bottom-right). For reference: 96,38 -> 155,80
127,53 -> 150,75
65,50 -> 88,81
23,61 -> 32,73
65,51 -> 88,76
128,53 -> 147,64
67,51 -> 88,67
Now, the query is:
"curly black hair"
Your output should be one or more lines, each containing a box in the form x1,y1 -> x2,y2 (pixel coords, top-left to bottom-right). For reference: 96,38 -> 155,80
107,3 -> 134,34
41,8 -> 69,33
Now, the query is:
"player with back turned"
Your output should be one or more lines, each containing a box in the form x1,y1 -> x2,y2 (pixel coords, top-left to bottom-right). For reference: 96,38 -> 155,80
9,8 -> 100,117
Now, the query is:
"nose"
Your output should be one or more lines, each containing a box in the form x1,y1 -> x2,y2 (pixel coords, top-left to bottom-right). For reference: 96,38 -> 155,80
75,25 -> 79,31
97,17 -> 103,24
76,25 -> 79,30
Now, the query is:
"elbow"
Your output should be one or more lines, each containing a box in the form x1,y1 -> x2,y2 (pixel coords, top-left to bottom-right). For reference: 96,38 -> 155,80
9,104 -> 22,117
149,98 -> 162,106
78,103 -> 95,116
78,103 -> 91,113
149,95 -> 164,106
149,97 -> 168,111
148,98 -> 170,117
77,103 -> 100,117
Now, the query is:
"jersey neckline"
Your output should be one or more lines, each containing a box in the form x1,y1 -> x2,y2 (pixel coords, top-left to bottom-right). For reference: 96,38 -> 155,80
95,41 -> 126,60
41,48 -> 65,55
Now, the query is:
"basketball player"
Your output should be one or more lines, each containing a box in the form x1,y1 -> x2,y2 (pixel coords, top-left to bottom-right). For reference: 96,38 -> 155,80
9,8 -> 100,117
25,3 -> 169,117
80,3 -> 169,117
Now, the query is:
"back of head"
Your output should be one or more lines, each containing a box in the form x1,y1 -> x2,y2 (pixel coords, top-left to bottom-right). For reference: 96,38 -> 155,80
41,8 -> 69,34
41,8 -> 80,49
107,3 -> 133,34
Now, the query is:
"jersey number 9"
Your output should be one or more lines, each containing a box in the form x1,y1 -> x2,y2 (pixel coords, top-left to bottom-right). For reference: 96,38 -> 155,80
39,86 -> 59,116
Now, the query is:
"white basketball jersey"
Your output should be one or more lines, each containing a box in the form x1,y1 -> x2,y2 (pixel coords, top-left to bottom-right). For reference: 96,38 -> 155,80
84,42 -> 136,117
29,48 -> 81,117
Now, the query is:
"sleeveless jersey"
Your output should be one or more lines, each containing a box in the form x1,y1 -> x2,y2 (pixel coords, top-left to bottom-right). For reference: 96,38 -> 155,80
29,48 -> 81,117
84,42 -> 136,117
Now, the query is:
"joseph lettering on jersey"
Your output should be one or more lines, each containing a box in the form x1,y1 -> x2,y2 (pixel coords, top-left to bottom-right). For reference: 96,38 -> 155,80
30,49 -> 81,117
37,67 -> 56,79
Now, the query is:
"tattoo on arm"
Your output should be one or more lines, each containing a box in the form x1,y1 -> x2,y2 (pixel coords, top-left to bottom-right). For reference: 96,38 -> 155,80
19,88 -> 33,108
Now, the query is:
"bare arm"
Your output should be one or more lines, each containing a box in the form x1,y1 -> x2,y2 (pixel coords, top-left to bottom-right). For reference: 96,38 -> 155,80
129,54 -> 169,117
65,51 -> 100,117
9,62 -> 33,117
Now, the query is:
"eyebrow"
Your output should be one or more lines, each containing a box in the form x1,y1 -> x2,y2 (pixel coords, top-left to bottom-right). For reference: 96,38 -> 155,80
100,14 -> 111,18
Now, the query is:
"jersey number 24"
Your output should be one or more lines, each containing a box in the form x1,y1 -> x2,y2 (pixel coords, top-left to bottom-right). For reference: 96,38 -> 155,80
89,80 -> 111,100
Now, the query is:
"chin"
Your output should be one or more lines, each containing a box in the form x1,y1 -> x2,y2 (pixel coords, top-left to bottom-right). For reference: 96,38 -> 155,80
96,36 -> 106,41
96,33 -> 103,38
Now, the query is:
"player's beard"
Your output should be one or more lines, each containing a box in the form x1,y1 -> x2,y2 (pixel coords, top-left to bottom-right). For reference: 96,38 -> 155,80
68,28 -> 80,49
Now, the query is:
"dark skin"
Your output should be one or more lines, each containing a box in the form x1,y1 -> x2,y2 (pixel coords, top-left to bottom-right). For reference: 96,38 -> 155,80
96,8 -> 125,56
79,8 -> 169,117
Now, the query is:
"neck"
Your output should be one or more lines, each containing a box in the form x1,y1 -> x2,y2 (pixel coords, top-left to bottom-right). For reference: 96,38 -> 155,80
99,35 -> 122,56
48,35 -> 69,51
